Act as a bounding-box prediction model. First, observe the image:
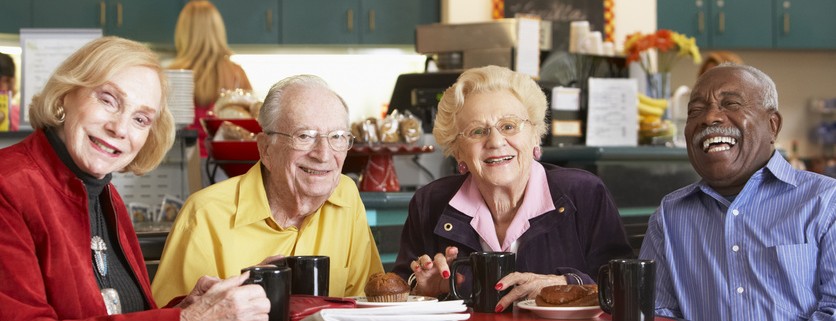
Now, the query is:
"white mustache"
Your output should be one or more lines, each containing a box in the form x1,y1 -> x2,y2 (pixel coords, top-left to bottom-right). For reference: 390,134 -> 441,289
692,126 -> 741,146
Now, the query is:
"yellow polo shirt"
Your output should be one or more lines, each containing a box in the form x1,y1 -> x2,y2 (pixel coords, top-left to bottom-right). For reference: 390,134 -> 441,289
152,162 -> 383,305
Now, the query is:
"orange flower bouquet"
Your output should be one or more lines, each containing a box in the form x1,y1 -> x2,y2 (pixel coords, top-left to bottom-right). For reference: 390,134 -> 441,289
623,29 -> 702,76
623,29 -> 701,145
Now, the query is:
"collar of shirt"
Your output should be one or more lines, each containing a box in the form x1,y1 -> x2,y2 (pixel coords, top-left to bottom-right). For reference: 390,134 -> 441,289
232,161 -> 351,229
689,151 -> 798,204
449,160 -> 556,251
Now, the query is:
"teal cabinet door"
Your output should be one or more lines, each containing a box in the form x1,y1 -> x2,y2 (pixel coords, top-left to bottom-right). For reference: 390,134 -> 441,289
774,0 -> 836,49
33,0 -> 104,29
709,0 -> 772,48
214,0 -> 281,44
282,0 -> 358,44
32,0 -> 182,44
0,1 -> 32,34
112,0 -> 182,44
360,0 -> 439,45
657,0 -> 710,48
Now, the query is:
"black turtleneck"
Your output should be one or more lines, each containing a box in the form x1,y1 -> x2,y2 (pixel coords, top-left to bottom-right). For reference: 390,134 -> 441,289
45,129 -> 148,313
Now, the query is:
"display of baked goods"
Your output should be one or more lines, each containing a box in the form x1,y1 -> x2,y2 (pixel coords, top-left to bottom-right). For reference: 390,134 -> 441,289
213,88 -> 261,119
351,110 -> 423,145
214,121 -> 256,141
363,272 -> 409,302
535,284 -> 599,307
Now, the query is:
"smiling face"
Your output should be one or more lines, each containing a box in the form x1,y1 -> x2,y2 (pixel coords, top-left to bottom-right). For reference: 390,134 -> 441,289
685,67 -> 782,195
453,90 -> 536,191
57,66 -> 162,179
257,84 -> 348,200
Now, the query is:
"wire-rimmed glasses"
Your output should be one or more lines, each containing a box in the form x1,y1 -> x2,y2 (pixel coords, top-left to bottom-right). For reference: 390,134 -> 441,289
456,116 -> 531,142
265,129 -> 355,151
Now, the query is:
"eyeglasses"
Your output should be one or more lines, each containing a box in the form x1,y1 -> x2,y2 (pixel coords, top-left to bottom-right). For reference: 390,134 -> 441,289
456,116 -> 530,142
265,129 -> 355,151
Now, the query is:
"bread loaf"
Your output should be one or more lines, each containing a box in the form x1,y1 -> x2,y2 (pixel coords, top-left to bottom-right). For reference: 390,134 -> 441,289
535,284 -> 599,307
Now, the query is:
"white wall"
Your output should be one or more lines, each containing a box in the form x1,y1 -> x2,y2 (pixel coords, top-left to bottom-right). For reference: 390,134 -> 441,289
441,0 -> 493,23
230,48 -> 426,124
613,0 -> 655,49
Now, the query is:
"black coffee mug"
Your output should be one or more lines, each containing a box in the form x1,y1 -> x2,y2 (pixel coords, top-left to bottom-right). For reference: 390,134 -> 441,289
448,251 -> 515,313
598,259 -> 655,321
272,255 -> 330,296
242,264 -> 291,321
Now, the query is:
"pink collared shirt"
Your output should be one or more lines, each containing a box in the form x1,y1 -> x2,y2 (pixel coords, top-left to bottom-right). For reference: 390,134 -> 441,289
449,160 -> 556,252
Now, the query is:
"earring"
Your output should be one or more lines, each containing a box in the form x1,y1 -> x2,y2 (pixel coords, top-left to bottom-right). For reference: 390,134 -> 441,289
56,106 -> 65,123
457,161 -> 469,174
533,146 -> 542,160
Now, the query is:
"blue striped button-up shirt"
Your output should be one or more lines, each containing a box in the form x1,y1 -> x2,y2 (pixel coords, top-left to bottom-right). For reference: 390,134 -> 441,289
640,152 -> 836,321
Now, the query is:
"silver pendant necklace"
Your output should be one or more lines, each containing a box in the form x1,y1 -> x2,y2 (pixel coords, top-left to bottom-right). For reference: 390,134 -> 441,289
92,232 -> 120,314
91,236 -> 108,277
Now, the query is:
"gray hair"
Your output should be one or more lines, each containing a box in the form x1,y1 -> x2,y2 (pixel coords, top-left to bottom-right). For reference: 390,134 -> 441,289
257,74 -> 349,132
714,63 -> 779,111
433,65 -> 548,158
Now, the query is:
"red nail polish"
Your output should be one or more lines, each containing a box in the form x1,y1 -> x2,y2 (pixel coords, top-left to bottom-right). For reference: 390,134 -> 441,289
495,305 -> 504,313
442,270 -> 450,279
494,283 -> 503,290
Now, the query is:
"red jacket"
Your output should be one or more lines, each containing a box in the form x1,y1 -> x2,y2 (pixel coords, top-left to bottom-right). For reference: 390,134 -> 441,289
0,130 -> 181,321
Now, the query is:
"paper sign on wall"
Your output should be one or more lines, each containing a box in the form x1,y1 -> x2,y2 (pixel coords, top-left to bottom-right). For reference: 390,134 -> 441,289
20,29 -> 101,129
515,15 -> 540,78
585,78 -> 638,147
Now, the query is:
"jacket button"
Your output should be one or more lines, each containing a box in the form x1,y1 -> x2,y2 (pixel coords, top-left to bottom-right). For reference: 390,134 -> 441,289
558,207 -> 565,213
443,223 -> 453,231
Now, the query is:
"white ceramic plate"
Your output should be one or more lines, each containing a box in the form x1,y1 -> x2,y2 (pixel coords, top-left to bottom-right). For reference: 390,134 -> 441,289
350,295 -> 439,307
516,300 -> 604,319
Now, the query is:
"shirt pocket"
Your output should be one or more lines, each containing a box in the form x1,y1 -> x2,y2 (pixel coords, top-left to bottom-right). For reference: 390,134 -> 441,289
768,243 -> 818,316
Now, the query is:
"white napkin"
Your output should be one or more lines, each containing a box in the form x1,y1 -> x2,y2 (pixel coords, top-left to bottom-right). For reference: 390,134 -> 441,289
302,300 -> 470,321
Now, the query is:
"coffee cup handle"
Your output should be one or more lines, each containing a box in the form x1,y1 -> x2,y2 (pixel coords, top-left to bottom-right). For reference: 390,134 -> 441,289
598,265 -> 613,314
448,258 -> 471,305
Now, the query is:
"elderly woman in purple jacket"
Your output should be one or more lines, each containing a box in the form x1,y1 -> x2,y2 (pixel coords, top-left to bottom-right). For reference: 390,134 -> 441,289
392,65 -> 633,312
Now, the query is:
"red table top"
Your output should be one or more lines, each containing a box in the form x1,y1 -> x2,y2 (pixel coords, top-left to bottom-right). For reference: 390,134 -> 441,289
467,307 -> 680,321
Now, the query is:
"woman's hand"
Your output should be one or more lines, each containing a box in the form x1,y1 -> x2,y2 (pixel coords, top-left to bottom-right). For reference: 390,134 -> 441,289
494,272 -> 568,312
179,272 -> 271,321
409,246 -> 461,297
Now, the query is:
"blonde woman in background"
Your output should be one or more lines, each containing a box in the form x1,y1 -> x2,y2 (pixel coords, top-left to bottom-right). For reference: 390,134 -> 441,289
171,0 -> 252,160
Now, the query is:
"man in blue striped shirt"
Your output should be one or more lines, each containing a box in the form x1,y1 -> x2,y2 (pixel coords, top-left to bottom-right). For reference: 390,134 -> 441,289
640,64 -> 836,320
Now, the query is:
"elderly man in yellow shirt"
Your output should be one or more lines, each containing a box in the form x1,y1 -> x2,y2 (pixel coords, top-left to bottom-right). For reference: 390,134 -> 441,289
152,75 -> 384,305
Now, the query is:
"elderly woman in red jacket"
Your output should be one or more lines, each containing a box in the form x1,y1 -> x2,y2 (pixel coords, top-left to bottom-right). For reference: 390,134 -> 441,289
392,65 -> 634,312
0,36 -> 268,321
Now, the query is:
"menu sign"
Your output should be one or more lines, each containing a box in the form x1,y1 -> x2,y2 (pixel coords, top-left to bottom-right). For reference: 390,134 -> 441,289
585,77 -> 638,147
20,29 -> 101,129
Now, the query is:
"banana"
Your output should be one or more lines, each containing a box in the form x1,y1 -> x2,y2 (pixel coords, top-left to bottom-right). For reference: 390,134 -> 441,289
640,115 -> 662,124
638,103 -> 664,117
638,93 -> 668,109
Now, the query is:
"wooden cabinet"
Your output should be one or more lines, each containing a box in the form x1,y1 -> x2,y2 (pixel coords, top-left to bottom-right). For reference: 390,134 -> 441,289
282,0 -> 439,45
30,0 -> 183,44
659,0 -> 836,49
213,0 -> 281,44
282,0 -> 354,44
708,0 -> 772,49
774,0 -> 836,49
656,0 -> 710,48
0,0 -> 32,34
3,0 -> 439,46
658,0 -> 771,49
359,0 -> 440,45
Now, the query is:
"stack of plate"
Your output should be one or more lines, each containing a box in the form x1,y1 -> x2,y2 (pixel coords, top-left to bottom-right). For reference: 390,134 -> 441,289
165,69 -> 195,129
